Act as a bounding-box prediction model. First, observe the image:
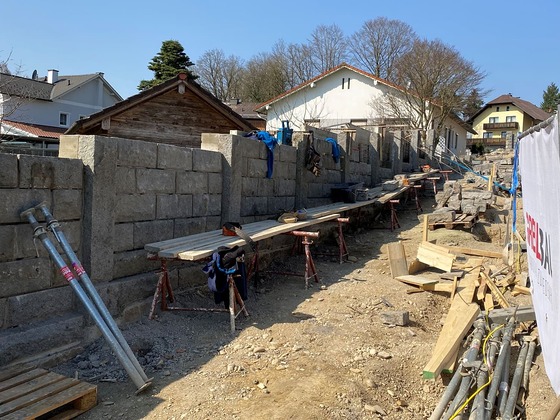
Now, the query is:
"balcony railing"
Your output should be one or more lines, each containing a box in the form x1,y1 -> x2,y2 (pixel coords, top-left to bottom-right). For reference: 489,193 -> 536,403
483,122 -> 519,130
466,137 -> 507,147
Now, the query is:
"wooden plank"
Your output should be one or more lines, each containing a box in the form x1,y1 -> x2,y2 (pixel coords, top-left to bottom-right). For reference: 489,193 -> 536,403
438,245 -> 503,259
511,285 -> 530,296
421,283 -> 456,293
422,215 -> 429,242
408,259 -> 429,275
422,260 -> 482,379
0,369 -> 47,393
416,243 -> 455,272
396,275 -> 438,287
0,372 -> 65,405
484,293 -> 495,313
387,242 -> 408,278
0,365 -> 35,384
476,273 -> 487,301
439,271 -> 465,280
3,382 -> 96,420
481,272 -> 510,308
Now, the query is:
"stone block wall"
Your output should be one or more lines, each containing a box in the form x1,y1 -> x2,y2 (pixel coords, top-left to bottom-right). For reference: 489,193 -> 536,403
0,153 -> 84,365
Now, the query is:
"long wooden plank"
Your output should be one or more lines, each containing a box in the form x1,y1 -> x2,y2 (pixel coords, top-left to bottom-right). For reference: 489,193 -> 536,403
438,244 -> 503,259
169,214 -> 341,260
0,372 -> 65,405
422,260 -> 482,379
396,275 -> 438,287
0,369 -> 47,393
388,242 -> 408,278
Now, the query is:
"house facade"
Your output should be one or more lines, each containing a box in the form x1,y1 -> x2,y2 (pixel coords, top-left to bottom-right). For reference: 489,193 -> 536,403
0,69 -> 122,154
255,63 -> 474,157
67,73 -> 256,148
468,94 -> 551,150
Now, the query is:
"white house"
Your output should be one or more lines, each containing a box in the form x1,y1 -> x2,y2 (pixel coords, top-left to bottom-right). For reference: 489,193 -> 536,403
0,69 -> 122,154
255,63 -> 474,157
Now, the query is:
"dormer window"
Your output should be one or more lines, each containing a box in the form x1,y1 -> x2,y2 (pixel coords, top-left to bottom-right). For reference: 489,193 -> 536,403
59,112 -> 69,126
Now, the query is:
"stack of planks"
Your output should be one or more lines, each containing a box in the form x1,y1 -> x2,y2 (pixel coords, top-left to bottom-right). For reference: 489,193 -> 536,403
387,240 -> 534,380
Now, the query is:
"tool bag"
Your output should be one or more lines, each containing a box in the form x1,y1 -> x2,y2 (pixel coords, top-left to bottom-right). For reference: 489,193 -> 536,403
202,246 -> 248,307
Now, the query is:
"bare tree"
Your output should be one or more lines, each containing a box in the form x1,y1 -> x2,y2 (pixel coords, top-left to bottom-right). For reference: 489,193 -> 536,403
195,49 -> 244,101
377,39 -> 486,138
271,41 -> 315,89
309,24 -> 348,73
348,17 -> 416,81
241,52 -> 288,103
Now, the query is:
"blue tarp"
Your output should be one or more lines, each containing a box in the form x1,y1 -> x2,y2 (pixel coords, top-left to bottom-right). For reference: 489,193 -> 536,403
325,137 -> 340,163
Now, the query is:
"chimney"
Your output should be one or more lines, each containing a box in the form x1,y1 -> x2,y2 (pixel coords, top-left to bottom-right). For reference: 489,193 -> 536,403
47,69 -> 59,84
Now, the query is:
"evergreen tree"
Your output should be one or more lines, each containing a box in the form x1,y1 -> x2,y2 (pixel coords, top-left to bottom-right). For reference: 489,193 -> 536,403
541,82 -> 560,113
138,40 -> 197,91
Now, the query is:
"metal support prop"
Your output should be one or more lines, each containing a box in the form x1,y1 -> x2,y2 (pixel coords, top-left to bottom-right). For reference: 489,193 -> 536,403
336,217 -> 349,264
285,231 -> 320,288
388,200 -> 400,231
497,344 -> 511,417
503,340 -> 530,419
485,313 -> 517,417
21,208 -> 151,394
35,202 -> 151,387
442,318 -> 486,420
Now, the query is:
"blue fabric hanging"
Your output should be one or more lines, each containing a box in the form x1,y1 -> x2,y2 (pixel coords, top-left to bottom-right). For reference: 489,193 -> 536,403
325,137 -> 340,163
256,131 -> 279,178
509,140 -> 521,234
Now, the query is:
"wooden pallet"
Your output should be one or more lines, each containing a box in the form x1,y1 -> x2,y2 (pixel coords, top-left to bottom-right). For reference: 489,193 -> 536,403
428,213 -> 478,230
0,365 -> 97,419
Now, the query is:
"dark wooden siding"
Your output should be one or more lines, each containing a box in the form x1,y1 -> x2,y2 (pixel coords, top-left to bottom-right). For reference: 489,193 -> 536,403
87,89 -> 248,147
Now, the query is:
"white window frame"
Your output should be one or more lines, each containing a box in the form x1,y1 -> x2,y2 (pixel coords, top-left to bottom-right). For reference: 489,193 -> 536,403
59,112 -> 69,127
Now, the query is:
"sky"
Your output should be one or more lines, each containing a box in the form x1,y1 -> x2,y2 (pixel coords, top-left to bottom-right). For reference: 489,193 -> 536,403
2,0 -> 559,107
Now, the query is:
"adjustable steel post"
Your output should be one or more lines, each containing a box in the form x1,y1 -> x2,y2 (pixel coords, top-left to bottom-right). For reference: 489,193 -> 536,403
388,200 -> 400,231
21,208 -> 151,394
35,202 -> 152,389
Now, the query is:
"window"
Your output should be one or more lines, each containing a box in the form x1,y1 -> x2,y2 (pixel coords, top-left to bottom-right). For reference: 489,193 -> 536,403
341,77 -> 350,89
506,116 -> 516,122
59,113 -> 69,126
489,117 -> 499,123
455,133 -> 458,149
501,131 -> 507,138
483,132 -> 493,139
496,106 -> 500,112
347,77 -> 351,89
342,78 -> 345,89
506,106 -> 510,111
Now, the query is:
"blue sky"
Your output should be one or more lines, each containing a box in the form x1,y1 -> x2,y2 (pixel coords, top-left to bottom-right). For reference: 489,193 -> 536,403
3,0 -> 558,107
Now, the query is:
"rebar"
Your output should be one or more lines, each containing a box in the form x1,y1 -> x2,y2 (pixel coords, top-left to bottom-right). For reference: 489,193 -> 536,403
503,340 -> 530,419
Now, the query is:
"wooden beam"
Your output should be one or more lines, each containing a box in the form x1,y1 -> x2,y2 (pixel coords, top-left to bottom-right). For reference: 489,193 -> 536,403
408,259 -> 429,275
416,242 -> 455,272
388,241 -> 408,278
422,259 -> 482,379
438,245 -> 503,259
396,275 -> 438,287
422,214 -> 429,242
511,285 -> 530,296
481,271 -> 510,308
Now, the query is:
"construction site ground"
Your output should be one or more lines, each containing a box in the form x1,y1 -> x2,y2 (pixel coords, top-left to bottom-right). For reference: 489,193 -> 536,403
53,193 -> 556,419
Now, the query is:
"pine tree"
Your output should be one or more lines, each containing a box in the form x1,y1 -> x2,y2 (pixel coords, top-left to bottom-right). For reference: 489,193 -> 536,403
541,82 -> 560,113
138,40 -> 197,91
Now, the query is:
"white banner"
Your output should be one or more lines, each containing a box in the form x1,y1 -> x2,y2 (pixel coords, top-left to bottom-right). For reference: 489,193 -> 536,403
518,114 -> 560,395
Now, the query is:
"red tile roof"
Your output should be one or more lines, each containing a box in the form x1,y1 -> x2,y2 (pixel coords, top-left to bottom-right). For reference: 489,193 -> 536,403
3,120 -> 66,139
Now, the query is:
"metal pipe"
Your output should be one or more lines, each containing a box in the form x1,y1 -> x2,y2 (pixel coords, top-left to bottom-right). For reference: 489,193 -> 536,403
35,202 -> 151,385
503,341 -> 530,419
485,314 -> 517,418
497,345 -> 511,417
471,326 -> 501,420
443,318 -> 486,420
522,339 -> 537,391
21,209 -> 151,394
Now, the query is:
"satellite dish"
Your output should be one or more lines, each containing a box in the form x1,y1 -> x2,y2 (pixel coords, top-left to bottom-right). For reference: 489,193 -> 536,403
32,70 -> 38,80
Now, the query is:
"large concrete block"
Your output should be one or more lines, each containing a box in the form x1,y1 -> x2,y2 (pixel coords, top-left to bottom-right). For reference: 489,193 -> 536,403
157,144 -> 193,170
247,158 -> 267,178
6,286 -> 74,328
115,194 -> 156,223
133,220 -> 174,248
0,189 -> 51,224
174,217 -> 207,237
192,149 -> 222,172
268,196 -> 293,214
0,225 -> 16,261
242,177 -> 259,196
462,190 -> 493,200
208,173 -> 222,194
274,179 -> 296,196
258,178 -> 274,197
117,138 -> 157,168
278,145 -> 297,162
0,154 -> 18,187
241,197 -> 268,216
136,169 -> 175,194
176,171 -> 208,194
115,167 -> 136,194
192,193 -> 221,217
13,224 -> 49,260
0,298 -> 7,329
241,137 -> 262,159
18,155 -> 82,189
112,250 -> 159,279
156,194 -> 193,219
52,189 -> 83,220
0,258 -> 53,298
113,223 -> 134,252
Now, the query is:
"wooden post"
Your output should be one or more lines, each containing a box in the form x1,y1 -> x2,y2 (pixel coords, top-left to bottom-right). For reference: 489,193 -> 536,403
422,214 -> 429,242
487,163 -> 496,191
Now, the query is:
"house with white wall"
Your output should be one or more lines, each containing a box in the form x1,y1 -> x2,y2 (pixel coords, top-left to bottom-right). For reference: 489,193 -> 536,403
255,63 -> 474,157
0,69 -> 122,154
